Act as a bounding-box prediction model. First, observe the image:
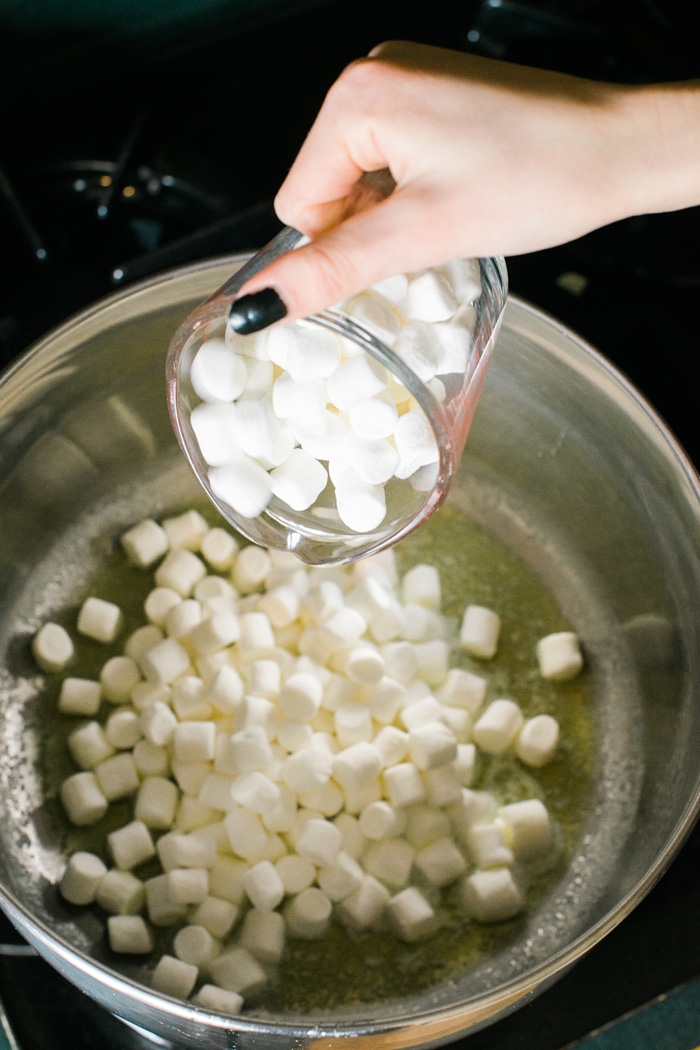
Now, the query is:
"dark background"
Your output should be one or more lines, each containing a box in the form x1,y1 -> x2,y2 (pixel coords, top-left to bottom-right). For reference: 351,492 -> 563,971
0,2 -> 700,1047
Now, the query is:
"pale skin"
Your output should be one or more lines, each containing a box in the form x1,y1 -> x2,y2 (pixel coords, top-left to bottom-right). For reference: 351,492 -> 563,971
234,40 -> 700,325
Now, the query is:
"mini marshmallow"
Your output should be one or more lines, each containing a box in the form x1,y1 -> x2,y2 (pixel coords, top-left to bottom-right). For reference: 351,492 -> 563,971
59,851 -> 107,905
209,457 -> 273,519
131,681 -> 171,712
172,676 -> 212,722
338,433 -> 399,486
145,874 -> 189,927
462,867 -> 523,923
467,820 -> 514,870
162,509 -> 209,551
536,631 -> 584,681
191,896 -> 239,940
257,585 -> 300,628
373,726 -> 409,769
426,304 -> 476,375
140,701 -> 178,747
237,611 -> 275,658
144,587 -> 182,627
516,714 -> 560,768
438,668 -> 487,716
229,724 -> 274,773
157,831 -> 217,872
200,528 -> 239,571
400,696 -> 443,731
272,373 -> 326,420
207,665 -> 244,714
381,641 -> 418,683
58,677 -> 102,716
233,398 -> 295,469
358,801 -> 405,840
393,409 -> 439,479
189,611 -> 240,655
190,402 -> 240,466
172,760 -> 212,797
242,859 -> 285,911
100,656 -> 141,703
77,597 -> 122,643
334,473 -> 387,534
284,886 -> 332,939
414,836 -> 467,887
472,699 -> 524,755
336,873 -> 390,931
164,599 -> 201,640
293,410 -> 347,462
95,870 -> 145,915
500,799 -> 553,860
424,764 -> 463,808
208,857 -> 248,904
230,772 -> 280,815
173,721 -> 216,763
125,624 -> 165,662
140,638 -> 191,685
279,671 -> 324,721
459,605 -> 501,659
107,915 -> 154,954
194,985 -> 243,1015
278,324 -> 342,382
275,854 -> 316,895
155,549 -> 207,598
134,776 -> 179,829
191,337 -> 247,403
241,357 -> 274,399
133,740 -> 170,777
348,391 -> 399,440
327,354 -> 388,412
383,762 -> 426,809
408,723 -> 458,770
363,838 -> 415,890
414,639 -> 450,686
121,518 -> 169,567
453,742 -> 477,786
239,908 -> 286,965
108,820 -> 156,870
166,868 -> 209,905
68,721 -> 114,769
403,804 -> 451,848
224,807 -> 268,861
105,707 -> 142,750
270,449 -> 328,511
152,954 -> 199,999
95,752 -> 140,801
296,817 -> 342,867
332,742 -> 382,794
60,771 -> 109,826
370,273 -> 409,304
388,886 -> 440,942
345,294 -> 401,346
210,947 -> 268,996
399,271 -> 458,323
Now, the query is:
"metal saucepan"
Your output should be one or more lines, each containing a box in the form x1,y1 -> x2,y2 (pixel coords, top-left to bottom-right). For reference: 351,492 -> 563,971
0,255 -> 698,1049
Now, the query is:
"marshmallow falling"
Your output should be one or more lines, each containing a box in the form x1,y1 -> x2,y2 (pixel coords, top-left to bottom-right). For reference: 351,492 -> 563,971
40,509 -> 585,1014
189,260 -> 483,532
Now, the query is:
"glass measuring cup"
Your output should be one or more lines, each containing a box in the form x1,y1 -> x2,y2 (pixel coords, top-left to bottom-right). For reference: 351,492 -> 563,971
166,228 -> 507,566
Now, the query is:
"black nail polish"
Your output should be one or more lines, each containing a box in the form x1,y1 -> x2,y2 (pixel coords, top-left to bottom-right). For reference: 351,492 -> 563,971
228,288 -> 287,334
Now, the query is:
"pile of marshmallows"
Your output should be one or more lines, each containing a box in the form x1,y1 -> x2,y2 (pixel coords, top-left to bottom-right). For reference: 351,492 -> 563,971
32,509 -> 584,1016
189,260 -> 482,533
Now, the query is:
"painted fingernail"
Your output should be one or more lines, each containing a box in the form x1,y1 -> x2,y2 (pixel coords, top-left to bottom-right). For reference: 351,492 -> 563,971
228,288 -> 287,334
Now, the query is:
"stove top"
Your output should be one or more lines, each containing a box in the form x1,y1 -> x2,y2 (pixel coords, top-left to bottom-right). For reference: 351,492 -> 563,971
0,2 -> 699,1048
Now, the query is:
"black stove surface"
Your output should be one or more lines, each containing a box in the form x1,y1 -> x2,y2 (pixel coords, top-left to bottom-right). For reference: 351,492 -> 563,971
0,2 -> 699,1048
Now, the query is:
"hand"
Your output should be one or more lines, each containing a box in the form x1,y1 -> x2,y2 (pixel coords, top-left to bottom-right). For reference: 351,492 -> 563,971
229,40 -> 700,332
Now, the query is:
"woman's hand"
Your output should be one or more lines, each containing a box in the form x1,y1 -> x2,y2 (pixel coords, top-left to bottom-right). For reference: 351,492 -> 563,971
229,40 -> 700,333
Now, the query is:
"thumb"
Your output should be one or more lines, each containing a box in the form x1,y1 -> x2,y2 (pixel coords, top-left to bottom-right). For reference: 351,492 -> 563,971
228,185 -> 451,333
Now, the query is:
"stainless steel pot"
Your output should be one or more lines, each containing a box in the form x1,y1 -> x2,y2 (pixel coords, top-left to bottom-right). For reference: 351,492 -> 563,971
0,255 -> 699,1050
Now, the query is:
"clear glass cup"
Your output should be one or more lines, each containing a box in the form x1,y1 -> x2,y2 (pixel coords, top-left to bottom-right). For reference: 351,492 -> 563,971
166,245 -> 507,565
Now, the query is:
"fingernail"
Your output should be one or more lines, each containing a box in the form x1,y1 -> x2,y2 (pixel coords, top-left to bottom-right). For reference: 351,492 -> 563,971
228,288 -> 287,334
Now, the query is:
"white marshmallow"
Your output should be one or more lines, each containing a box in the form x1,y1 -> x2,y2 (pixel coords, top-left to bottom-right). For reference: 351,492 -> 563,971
536,631 -> 583,680
393,409 -> 439,479
77,597 -> 122,643
332,742 -> 382,794
242,859 -> 285,911
210,947 -> 268,996
382,762 -> 426,808
275,854 -> 315,895
200,528 -> 239,571
209,456 -> 273,520
317,850 -> 364,901
229,724 -> 274,772
230,772 -> 280,815
191,336 -> 247,403
327,354 -> 388,412
393,322 -> 440,382
96,870 -> 145,915
414,836 -> 467,886
194,985 -> 243,1014
284,887 -> 332,939
338,432 -> 399,487
270,449 -> 328,511
173,721 -> 216,763
133,740 -> 169,778
125,624 -> 165,661
190,611 -> 240,654
424,764 -> 463,807
58,677 -> 102,716
438,668 -> 487,716
60,772 -> 108,826
107,915 -> 154,954
233,398 -> 295,469
145,874 -> 189,926
408,722 -> 457,771
348,391 -> 399,440
108,820 -> 156,870
336,873 -> 390,931
400,696 -> 443,731
257,585 -> 300,628
134,776 -> 179,829
453,742 -> 477,786
162,509 -> 209,551
388,886 -> 439,942
296,817 -> 342,867
172,676 -> 212,721
104,707 -> 142,750
280,672 -> 323,721
459,605 -> 501,659
334,703 -> 373,748
363,838 -> 415,890
190,402 -> 240,466
335,476 -> 388,533
198,773 -> 236,811
516,714 -> 560,768
365,678 -> 406,726
462,868 -> 523,923
121,518 -> 169,568
237,611 -> 276,658
144,587 -> 181,627
500,799 -> 553,859
100,656 -> 141,703
239,908 -> 286,964
95,752 -> 140,801
166,868 -> 209,904
164,599 -> 201,640
467,820 -> 514,869
241,357 -> 274,399
399,271 -> 457,323
190,896 -> 239,940
207,665 -> 244,714
155,549 -> 207,598
152,954 -> 199,999
346,294 -> 401,346
68,721 -> 114,769
403,804 -> 451,848
370,274 -> 409,304
224,807 -> 268,861
373,726 -> 409,769
157,830 -> 217,871
140,701 -> 178,747
293,410 -> 347,461
60,851 -> 107,905
172,761 -> 212,797
208,857 -> 248,904
358,801 -> 405,840
336,644 -> 385,685
429,304 -> 476,375
472,699 -> 524,755
272,373 -> 326,420
333,813 -> 368,860
401,563 -> 441,610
